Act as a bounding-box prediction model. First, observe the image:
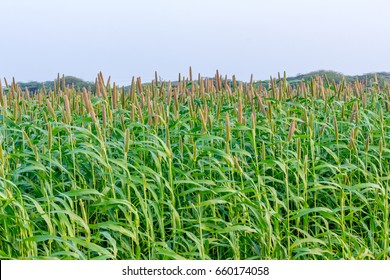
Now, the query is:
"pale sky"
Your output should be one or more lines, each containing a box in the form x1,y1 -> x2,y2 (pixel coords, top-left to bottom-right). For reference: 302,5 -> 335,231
1,0 -> 389,85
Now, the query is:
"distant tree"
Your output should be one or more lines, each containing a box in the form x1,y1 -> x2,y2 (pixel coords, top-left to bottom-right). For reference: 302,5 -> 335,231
17,76 -> 94,92
55,76 -> 93,90
18,81 -> 42,93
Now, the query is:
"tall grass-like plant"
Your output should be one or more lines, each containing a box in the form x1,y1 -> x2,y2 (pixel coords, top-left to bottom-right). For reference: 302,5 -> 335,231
0,72 -> 389,260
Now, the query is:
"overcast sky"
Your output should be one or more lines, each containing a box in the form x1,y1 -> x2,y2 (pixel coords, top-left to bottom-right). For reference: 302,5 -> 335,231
1,0 -> 389,85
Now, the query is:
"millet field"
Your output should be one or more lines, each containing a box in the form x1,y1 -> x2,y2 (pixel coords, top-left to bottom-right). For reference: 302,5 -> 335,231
0,70 -> 389,260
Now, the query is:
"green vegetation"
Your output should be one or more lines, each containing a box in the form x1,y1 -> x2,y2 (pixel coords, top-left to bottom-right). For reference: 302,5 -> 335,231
286,70 -> 390,86
0,71 -> 389,260
15,70 -> 390,93
17,75 -> 94,93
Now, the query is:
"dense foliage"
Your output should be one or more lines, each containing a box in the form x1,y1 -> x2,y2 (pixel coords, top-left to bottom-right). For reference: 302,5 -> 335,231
0,72 -> 389,259
17,75 -> 93,93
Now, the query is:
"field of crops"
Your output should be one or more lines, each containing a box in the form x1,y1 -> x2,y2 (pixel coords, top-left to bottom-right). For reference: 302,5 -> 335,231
0,71 -> 389,260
